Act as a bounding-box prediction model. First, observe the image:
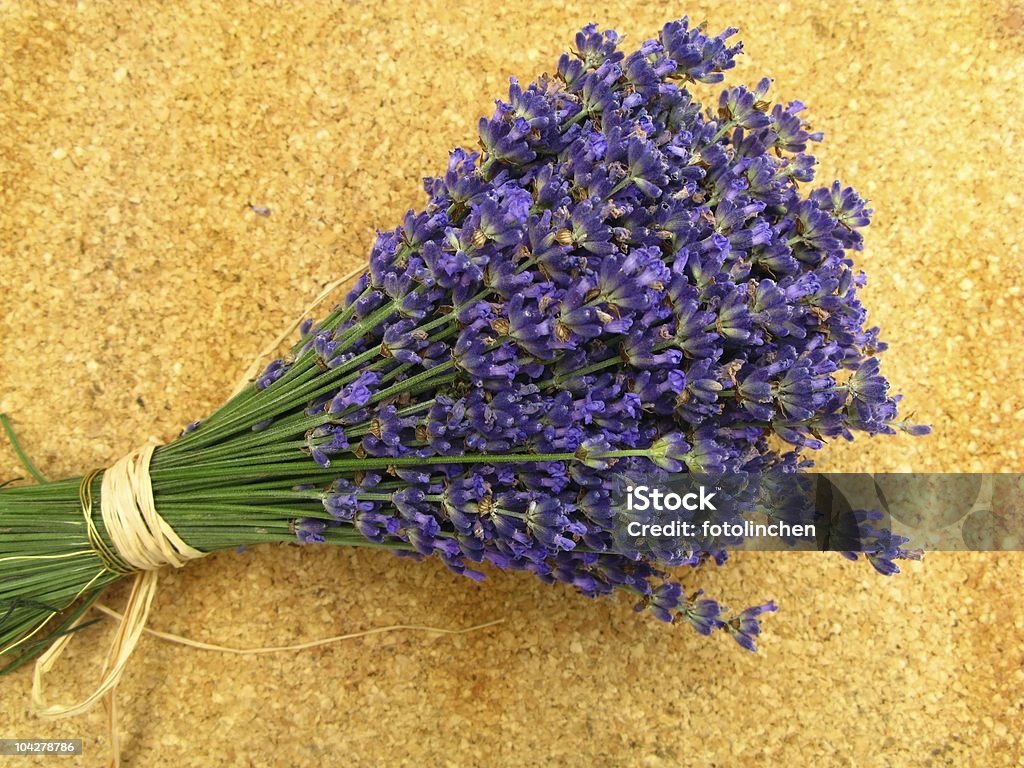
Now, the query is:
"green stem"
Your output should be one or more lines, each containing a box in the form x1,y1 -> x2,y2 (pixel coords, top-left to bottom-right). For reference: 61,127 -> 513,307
562,109 -> 589,129
0,415 -> 48,485
702,119 -> 738,150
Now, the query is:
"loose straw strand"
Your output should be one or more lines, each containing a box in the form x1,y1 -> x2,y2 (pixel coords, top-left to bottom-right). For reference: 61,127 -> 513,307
94,603 -> 505,654
32,569 -> 160,719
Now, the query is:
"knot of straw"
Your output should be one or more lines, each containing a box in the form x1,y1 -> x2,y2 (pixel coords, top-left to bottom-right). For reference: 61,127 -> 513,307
32,442 -> 204,729
93,443 -> 204,572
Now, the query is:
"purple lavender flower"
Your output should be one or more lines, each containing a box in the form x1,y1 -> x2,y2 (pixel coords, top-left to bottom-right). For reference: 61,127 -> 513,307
660,19 -> 742,84
294,518 -> 327,544
718,78 -> 773,131
635,582 -> 684,623
327,371 -> 380,415
726,601 -> 778,652
682,590 -> 725,635
234,17 -> 928,653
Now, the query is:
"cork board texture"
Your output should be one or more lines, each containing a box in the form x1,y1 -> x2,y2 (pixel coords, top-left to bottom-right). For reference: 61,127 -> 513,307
1,1 -> 1022,766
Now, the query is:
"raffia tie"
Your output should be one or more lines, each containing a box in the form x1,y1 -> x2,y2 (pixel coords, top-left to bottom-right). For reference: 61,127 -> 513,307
32,443 -> 205,721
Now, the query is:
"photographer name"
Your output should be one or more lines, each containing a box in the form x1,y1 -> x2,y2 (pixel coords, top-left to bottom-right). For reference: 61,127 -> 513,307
625,519 -> 816,539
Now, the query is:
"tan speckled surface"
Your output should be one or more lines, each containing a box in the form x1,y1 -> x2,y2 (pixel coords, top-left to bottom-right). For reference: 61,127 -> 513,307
1,2 -> 1023,766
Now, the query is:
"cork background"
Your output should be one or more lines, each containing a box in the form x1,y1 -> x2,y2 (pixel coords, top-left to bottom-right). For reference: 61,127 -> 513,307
1,1 -> 1023,766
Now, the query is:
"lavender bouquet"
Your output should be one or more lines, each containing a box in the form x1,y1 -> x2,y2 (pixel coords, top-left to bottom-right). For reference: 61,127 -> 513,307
0,18 -> 926,676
